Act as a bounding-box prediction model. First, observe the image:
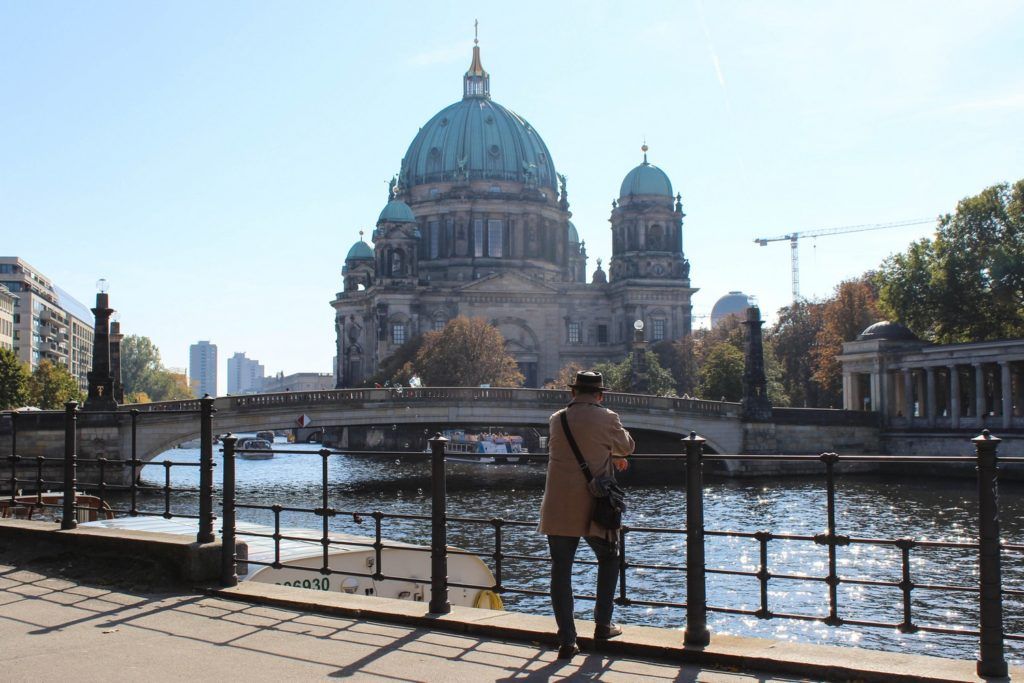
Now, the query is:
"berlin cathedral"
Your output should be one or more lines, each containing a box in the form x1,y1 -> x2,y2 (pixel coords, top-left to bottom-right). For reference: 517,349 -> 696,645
332,41 -> 696,387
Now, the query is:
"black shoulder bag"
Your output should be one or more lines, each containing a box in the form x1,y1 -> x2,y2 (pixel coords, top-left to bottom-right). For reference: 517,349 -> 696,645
559,410 -> 626,533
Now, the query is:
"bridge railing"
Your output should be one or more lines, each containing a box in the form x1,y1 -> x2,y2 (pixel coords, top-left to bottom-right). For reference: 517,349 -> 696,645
2,399 -> 217,542
126,387 -> 742,419
217,432 -> 1021,674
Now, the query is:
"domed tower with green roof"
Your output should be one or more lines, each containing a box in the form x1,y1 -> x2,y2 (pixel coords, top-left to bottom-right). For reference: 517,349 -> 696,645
607,144 -> 696,339
393,38 -> 571,284
372,194 -> 420,287
342,232 -> 375,293
609,144 -> 690,284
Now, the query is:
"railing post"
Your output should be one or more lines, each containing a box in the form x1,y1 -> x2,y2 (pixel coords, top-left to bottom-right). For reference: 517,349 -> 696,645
9,411 -> 17,496
221,434 -> 238,587
428,433 -> 450,614
683,431 -> 709,645
974,430 -> 1007,678
130,409 -> 139,516
61,401 -> 78,530
197,395 -> 215,543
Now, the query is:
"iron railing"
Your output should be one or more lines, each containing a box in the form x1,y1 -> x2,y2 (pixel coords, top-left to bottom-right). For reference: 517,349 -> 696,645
2,398 -> 216,540
218,431 -> 1022,677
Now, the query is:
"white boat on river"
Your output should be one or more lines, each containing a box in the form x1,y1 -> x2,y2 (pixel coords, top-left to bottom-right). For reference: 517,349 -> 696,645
80,516 -> 502,609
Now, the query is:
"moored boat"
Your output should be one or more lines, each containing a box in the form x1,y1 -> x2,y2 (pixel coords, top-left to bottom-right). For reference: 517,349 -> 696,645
1,493 -> 114,522
80,516 -> 503,609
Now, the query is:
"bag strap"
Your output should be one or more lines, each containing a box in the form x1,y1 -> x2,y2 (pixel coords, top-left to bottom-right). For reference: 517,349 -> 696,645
559,409 -> 594,484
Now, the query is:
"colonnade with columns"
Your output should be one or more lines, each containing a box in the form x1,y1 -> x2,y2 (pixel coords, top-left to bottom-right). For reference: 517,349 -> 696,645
844,359 -> 1024,429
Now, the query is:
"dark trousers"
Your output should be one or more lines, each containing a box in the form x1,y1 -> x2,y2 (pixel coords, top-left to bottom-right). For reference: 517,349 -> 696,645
547,534 -> 620,646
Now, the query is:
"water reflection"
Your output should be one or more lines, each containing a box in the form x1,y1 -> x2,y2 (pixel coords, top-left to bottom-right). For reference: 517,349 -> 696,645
103,443 -> 1022,664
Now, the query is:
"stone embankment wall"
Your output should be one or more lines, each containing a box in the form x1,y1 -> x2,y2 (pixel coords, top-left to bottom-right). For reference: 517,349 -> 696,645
0,412 -> 131,493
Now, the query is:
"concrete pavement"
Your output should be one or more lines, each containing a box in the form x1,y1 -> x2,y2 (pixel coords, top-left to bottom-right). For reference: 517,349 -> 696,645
0,562 -> 804,682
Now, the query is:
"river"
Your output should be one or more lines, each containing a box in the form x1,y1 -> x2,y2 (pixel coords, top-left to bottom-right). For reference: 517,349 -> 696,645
115,441 -> 1023,665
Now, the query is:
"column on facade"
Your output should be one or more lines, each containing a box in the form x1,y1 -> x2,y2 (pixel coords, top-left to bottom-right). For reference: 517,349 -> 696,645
925,366 -> 936,427
842,372 -> 854,410
914,369 -> 926,419
870,370 -> 882,415
974,362 -> 986,421
1001,361 -> 1013,429
902,368 -> 913,420
1011,360 -> 1019,419
949,364 -> 960,429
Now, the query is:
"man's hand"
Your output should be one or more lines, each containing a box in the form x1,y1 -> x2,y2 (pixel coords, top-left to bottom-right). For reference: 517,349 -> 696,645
612,456 -> 629,472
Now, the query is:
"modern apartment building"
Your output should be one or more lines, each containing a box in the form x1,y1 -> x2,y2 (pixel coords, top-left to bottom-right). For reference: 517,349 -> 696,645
0,285 -> 16,351
0,257 -> 94,391
189,340 -> 218,397
227,352 -> 264,394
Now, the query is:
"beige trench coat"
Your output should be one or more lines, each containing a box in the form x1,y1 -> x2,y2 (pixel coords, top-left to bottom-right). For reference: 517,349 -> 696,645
538,394 -> 635,537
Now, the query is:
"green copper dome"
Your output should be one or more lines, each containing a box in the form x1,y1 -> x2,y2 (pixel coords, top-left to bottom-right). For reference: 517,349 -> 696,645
346,240 -> 373,261
399,46 -> 557,191
619,149 -> 673,198
378,199 -> 416,223
567,221 -> 580,244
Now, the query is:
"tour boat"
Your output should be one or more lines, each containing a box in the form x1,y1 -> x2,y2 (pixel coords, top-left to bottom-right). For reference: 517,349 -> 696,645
236,437 -> 274,460
434,429 -> 532,465
79,516 -> 503,610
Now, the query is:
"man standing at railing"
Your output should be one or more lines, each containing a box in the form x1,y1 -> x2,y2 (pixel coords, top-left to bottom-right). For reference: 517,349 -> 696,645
539,370 -> 634,659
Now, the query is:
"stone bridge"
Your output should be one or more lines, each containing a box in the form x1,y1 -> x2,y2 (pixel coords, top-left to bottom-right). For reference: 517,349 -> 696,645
131,387 -> 745,460
2,387 -> 887,490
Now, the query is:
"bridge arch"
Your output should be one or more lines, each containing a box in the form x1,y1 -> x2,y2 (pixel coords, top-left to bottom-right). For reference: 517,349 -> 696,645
127,388 -> 743,462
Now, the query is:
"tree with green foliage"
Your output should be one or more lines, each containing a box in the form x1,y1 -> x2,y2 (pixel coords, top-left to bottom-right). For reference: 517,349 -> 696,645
0,348 -> 30,409
652,337 -> 699,397
121,335 -> 163,397
593,349 -> 676,396
767,300 -> 828,407
413,316 -> 524,387
27,360 -> 82,409
877,179 -> 1024,343
120,334 -> 193,401
697,342 -> 745,401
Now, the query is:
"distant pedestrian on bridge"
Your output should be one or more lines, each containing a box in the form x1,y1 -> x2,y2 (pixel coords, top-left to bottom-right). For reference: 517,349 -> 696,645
539,370 -> 634,659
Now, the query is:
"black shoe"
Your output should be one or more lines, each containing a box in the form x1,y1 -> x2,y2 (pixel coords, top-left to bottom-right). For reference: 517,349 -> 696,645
557,643 -> 580,659
594,623 -> 623,639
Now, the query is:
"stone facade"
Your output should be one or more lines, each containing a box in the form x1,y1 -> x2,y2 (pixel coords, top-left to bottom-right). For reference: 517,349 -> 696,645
262,372 -> 334,393
331,47 -> 695,387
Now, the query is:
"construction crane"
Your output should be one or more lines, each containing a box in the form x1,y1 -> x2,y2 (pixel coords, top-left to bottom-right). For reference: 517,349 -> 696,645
754,218 -> 933,302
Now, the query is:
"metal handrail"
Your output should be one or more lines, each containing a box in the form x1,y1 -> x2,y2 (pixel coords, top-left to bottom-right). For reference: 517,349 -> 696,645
3,398 -> 217,538
218,431 -> 1019,675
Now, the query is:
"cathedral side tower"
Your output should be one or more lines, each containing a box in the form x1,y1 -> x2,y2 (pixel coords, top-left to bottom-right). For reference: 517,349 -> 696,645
608,145 -> 696,341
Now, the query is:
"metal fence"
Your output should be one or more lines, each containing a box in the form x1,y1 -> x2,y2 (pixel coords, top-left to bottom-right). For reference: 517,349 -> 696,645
218,431 -> 1022,678
2,399 -> 217,541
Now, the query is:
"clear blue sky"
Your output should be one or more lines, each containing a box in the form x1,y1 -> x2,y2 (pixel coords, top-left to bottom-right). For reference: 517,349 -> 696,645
2,2 -> 1022,393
